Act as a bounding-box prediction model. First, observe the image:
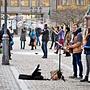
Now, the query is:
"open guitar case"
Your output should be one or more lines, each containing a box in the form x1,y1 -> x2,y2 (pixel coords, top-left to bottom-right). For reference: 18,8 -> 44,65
19,64 -> 50,80
18,42 -> 65,81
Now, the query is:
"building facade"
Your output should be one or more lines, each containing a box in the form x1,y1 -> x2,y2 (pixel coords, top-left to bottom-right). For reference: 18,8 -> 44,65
0,0 -> 90,26
50,0 -> 90,25
1,0 -> 50,20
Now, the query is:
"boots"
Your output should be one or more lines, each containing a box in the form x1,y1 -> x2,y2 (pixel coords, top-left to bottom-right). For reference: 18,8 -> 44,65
80,76 -> 88,82
54,49 -> 58,54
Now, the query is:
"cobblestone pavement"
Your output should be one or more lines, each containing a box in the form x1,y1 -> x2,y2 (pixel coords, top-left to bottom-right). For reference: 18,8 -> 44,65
0,36 -> 90,90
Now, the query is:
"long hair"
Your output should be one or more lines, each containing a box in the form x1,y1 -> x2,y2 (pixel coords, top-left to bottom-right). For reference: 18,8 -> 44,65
86,28 -> 90,42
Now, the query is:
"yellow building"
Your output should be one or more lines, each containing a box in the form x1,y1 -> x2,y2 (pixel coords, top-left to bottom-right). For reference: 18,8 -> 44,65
50,0 -> 90,25
0,0 -> 90,27
0,0 -> 51,29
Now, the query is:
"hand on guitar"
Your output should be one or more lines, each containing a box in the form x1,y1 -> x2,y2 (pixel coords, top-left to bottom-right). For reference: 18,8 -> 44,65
67,45 -> 73,53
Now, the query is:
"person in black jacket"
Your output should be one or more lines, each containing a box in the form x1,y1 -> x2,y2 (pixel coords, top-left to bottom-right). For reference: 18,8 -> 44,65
49,27 -> 55,49
80,28 -> 90,83
41,24 -> 49,58
1,24 -> 12,60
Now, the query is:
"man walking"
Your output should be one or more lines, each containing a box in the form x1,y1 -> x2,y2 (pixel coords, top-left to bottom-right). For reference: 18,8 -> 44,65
41,24 -> 49,58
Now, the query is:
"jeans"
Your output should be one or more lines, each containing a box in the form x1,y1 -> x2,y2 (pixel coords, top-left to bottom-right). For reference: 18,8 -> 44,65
42,41 -> 47,57
21,41 -> 25,49
72,53 -> 83,77
50,40 -> 54,49
86,55 -> 90,76
36,36 -> 40,46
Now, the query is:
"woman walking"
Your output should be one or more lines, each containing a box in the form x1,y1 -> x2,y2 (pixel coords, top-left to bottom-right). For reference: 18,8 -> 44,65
20,28 -> 26,49
30,29 -> 36,50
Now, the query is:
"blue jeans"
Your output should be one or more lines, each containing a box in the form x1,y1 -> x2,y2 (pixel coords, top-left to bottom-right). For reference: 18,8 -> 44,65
42,41 -> 47,57
21,41 -> 25,49
72,53 -> 83,77
86,55 -> 90,76
36,36 -> 40,46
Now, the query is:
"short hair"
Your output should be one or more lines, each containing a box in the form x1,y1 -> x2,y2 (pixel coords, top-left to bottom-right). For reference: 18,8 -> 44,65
61,26 -> 63,29
73,23 -> 78,27
56,26 -> 59,30
44,24 -> 47,27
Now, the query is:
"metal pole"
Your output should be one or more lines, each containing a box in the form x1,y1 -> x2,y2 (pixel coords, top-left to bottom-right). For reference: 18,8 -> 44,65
0,0 -> 1,29
16,13 -> 18,35
56,0 -> 57,26
2,0 -> 9,65
59,49 -> 61,71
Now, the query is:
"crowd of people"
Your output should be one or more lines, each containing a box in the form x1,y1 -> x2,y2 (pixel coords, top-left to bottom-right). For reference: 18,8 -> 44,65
0,23 -> 90,83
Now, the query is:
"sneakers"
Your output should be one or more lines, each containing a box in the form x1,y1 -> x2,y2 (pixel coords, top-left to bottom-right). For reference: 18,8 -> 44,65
54,51 -> 58,54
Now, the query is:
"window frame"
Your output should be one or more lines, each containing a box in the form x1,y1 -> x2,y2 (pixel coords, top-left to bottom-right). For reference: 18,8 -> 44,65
10,0 -> 19,7
21,0 -> 29,7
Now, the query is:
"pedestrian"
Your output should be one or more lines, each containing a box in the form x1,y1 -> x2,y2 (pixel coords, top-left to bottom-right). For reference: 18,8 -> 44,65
9,26 -> 14,50
68,24 -> 83,79
80,28 -> 90,83
35,27 -> 41,46
49,27 -> 55,49
30,29 -> 36,50
41,24 -> 49,58
64,26 -> 71,56
28,28 -> 31,46
0,30 -> 2,44
1,24 -> 12,60
20,27 -> 26,49
54,26 -> 65,54
9,26 -> 14,38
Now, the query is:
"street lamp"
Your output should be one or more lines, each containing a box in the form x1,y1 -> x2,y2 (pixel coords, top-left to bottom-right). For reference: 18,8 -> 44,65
0,0 -> 2,29
30,7 -> 33,19
39,7 -> 43,21
39,7 -> 42,13
34,7 -> 38,19
2,0 -> 9,65
16,13 -> 18,35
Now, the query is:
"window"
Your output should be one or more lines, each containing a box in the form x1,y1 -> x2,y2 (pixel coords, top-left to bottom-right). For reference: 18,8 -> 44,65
40,0 -> 50,7
10,0 -> 19,7
62,0 -> 70,5
37,0 -> 41,6
57,0 -> 62,6
0,0 -> 3,6
76,0 -> 84,5
21,0 -> 29,7
32,0 -> 36,7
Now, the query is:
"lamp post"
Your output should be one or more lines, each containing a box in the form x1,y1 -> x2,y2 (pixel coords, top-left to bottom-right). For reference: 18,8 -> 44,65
39,7 -> 42,13
30,7 -> 33,19
34,7 -> 38,22
2,0 -> 9,65
15,13 -> 18,35
56,0 -> 57,26
0,0 -> 1,29
39,7 -> 43,21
